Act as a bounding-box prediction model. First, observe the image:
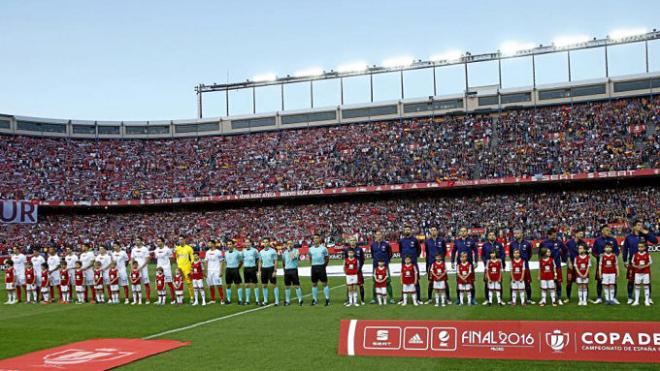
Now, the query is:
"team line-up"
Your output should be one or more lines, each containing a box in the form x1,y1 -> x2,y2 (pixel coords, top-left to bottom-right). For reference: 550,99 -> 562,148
3,222 -> 657,308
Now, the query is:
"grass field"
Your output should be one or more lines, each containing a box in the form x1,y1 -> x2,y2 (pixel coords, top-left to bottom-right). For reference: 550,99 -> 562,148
1,260 -> 658,370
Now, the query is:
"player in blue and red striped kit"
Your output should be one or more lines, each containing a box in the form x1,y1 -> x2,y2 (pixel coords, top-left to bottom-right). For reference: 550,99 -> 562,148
623,220 -> 657,304
509,228 -> 534,304
343,239 -> 365,305
451,227 -> 478,305
591,225 -> 620,304
399,225 -> 421,304
481,231 -> 505,306
539,228 -> 567,305
565,228 -> 587,303
370,230 -> 394,304
425,226 -> 449,304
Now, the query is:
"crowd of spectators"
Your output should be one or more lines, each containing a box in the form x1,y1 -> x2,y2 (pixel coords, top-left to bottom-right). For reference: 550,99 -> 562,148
1,186 -> 657,251
0,96 -> 657,202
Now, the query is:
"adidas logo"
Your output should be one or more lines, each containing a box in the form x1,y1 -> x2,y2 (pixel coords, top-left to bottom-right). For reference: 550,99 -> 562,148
408,334 -> 424,344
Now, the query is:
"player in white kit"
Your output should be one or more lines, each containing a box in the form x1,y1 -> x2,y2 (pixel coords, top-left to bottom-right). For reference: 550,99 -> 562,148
30,249 -> 45,301
79,243 -> 96,302
10,247 -> 27,303
46,247 -> 62,303
130,238 -> 152,304
94,246 -> 113,302
205,240 -> 225,304
154,237 -> 175,304
111,242 -> 130,304
64,247 -> 79,295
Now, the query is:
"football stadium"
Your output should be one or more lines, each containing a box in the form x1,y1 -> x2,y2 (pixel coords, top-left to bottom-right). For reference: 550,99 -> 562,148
0,1 -> 659,370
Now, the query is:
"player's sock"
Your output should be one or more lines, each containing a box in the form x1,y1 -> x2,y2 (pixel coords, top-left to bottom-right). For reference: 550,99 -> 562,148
124,286 -> 129,299
377,295 -> 382,305
488,290 -> 493,304
49,286 -> 54,301
168,283 -> 175,301
237,288 -> 243,302
133,291 -> 137,303
428,283 -> 433,302
295,287 -> 302,302
227,288 -> 232,301
496,290 -> 501,303
144,284 -> 151,302
323,286 -> 330,299
628,282 -> 634,300
210,286 -> 216,301
566,282 -> 572,300
262,288 -> 268,303
512,291 -> 517,304
16,286 -> 21,302
609,287 -> 615,302
312,287 -> 318,302
445,285 -> 451,302
138,292 -> 142,303
556,284 -> 562,301
274,287 -> 280,304
218,287 -> 224,301
254,288 -> 260,303
359,286 -> 364,303
541,290 -> 547,304
550,290 -> 556,304
201,289 -> 206,304
285,287 -> 291,303
604,285 -> 610,302
525,282 -> 532,301
403,294 -> 408,305
644,285 -> 650,303
245,287 -> 251,303
467,292 -> 471,305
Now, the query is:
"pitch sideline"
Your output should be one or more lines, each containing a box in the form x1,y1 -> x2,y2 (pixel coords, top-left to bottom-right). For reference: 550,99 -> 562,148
143,284 -> 346,340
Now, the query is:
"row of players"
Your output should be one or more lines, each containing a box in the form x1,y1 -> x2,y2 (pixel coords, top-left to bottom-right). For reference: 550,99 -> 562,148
3,230 -> 655,307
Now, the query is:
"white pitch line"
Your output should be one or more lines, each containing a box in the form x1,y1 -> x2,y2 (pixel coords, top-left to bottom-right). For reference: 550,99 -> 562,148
143,284 -> 346,340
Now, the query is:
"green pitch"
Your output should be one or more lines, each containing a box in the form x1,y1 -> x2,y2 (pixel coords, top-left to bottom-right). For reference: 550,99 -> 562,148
0,261 -> 658,370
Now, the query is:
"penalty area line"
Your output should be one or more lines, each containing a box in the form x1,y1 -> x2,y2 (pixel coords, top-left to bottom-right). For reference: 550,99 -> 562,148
143,284 -> 346,340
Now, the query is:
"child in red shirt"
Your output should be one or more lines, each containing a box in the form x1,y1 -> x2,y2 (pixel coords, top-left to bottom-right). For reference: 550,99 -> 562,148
400,255 -> 418,306
155,267 -> 166,306
430,253 -> 447,307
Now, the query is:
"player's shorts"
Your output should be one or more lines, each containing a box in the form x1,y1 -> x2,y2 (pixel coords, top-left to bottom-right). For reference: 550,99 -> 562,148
110,284 -> 119,292
192,279 -> 204,289
94,284 -> 104,291
284,269 -> 300,286
175,290 -> 184,296
540,280 -> 556,289
602,273 -> 616,285
511,280 -> 524,290
15,273 -> 25,286
157,289 -> 166,296
60,285 -> 69,293
41,286 -> 49,294
311,265 -> 328,283
346,274 -> 358,285
132,284 -> 142,292
5,283 -> 15,290
207,271 -> 223,286
243,267 -> 258,284
375,286 -> 387,295
576,277 -> 589,285
34,272 -> 42,286
458,283 -> 472,291
487,281 -> 501,291
84,269 -> 95,285
157,266 -> 173,283
260,267 -> 276,284
75,285 -> 84,293
118,271 -> 128,286
26,283 -> 36,291
402,284 -> 416,293
433,280 -> 446,290
225,268 -> 242,285
139,267 -> 150,284
634,273 -> 650,285
49,272 -> 61,286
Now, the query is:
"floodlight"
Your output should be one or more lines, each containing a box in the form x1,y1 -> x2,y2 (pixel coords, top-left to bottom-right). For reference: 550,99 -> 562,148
609,28 -> 647,41
382,56 -> 415,68
336,62 -> 369,73
499,41 -> 536,56
293,67 -> 324,78
430,50 -> 463,62
553,35 -> 590,48
251,73 -> 277,82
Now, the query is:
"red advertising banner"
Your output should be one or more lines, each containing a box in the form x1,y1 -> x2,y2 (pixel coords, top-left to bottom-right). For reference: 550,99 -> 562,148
338,320 -> 660,363
0,338 -> 190,370
36,168 -> 659,208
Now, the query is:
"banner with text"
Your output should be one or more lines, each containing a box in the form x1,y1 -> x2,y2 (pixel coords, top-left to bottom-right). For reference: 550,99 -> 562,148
338,319 -> 660,363
1,200 -> 38,224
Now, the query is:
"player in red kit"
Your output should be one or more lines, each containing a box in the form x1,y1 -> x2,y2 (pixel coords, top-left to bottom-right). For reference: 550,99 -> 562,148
486,250 -> 504,306
93,261 -> 105,304
191,253 -> 206,306
598,242 -> 619,305
40,263 -> 50,304
400,255 -> 419,306
130,261 -> 142,305
539,248 -> 557,306
109,262 -> 120,304
456,252 -> 473,306
25,261 -> 37,304
4,259 -> 16,304
344,249 -> 360,307
173,268 -> 185,305
574,244 -> 591,306
74,261 -> 85,304
510,249 -> 526,306
631,240 -> 652,306
373,260 -> 389,305
155,267 -> 166,306
59,262 -> 70,303
430,253 -> 448,307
